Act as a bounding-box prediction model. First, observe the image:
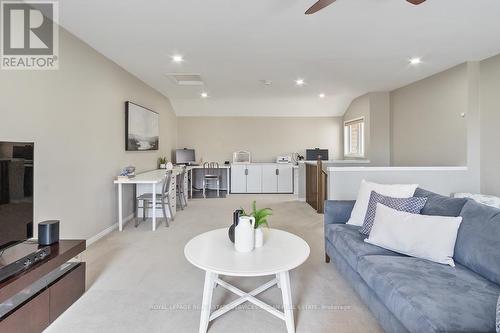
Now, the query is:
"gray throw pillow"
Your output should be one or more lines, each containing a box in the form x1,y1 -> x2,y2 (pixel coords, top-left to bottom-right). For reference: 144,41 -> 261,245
360,191 -> 427,236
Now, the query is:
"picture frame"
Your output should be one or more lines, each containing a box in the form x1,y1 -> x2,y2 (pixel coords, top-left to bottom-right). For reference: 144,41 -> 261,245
125,101 -> 159,151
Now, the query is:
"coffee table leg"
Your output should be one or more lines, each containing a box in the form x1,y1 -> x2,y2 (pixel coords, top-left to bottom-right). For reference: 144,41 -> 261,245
199,271 -> 217,333
279,271 -> 295,333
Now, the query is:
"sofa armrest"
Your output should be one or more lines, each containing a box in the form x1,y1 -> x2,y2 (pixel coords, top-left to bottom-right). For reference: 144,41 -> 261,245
324,200 -> 355,225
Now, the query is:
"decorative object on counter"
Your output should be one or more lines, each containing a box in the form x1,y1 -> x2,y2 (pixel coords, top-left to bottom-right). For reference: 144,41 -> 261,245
234,216 -> 255,253
228,209 -> 243,243
241,200 -> 273,248
119,166 -> 136,179
292,152 -> 304,164
158,156 -> 167,169
233,150 -> 251,164
165,161 -> 174,170
276,155 -> 292,164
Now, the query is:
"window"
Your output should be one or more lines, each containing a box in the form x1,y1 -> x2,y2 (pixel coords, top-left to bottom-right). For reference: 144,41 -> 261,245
344,118 -> 365,158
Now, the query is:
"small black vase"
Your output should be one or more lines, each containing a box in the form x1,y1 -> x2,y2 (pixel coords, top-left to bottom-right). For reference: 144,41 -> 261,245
228,209 -> 243,243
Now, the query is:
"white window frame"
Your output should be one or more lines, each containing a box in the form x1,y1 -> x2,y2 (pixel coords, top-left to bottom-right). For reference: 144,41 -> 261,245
344,117 -> 365,158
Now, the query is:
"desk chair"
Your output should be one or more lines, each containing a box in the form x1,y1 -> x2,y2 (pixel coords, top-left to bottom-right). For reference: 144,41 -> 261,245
136,170 -> 173,227
202,162 -> 220,198
176,167 -> 188,209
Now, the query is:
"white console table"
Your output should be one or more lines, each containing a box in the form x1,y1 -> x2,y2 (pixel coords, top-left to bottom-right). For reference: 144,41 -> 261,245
113,168 -> 187,231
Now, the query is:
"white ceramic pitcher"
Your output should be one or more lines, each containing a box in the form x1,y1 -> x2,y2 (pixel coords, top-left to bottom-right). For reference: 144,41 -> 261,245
235,216 -> 255,253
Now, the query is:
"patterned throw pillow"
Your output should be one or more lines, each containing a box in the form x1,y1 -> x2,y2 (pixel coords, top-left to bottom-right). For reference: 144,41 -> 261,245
496,295 -> 500,333
360,191 -> 427,235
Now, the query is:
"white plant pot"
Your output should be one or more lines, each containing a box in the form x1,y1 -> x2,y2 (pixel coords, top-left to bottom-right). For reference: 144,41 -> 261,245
160,164 -> 166,169
255,227 -> 264,248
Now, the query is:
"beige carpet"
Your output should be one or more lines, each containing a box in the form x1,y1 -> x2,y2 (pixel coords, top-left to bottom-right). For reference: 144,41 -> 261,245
45,194 -> 383,333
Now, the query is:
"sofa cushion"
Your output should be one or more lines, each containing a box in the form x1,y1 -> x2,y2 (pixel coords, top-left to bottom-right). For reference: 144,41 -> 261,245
357,255 -> 500,333
325,224 -> 400,270
455,200 -> 500,285
413,188 -> 468,217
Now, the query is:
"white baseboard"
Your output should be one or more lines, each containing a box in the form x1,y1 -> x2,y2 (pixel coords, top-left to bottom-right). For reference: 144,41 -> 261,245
297,198 -> 306,202
86,213 -> 134,247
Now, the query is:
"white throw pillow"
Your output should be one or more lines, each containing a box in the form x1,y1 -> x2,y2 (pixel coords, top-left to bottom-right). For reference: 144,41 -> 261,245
365,203 -> 463,266
347,180 -> 418,226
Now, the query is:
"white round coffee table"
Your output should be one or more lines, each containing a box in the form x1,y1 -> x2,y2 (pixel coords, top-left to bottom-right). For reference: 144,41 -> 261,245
184,228 -> 310,333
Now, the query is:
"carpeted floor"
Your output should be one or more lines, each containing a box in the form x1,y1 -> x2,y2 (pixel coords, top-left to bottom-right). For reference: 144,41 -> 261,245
45,194 -> 383,333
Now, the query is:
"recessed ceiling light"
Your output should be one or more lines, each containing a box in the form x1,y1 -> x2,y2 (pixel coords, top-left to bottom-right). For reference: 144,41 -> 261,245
295,79 -> 305,86
319,93 -> 326,98
260,80 -> 272,86
172,55 -> 184,63
201,92 -> 208,98
409,57 -> 422,65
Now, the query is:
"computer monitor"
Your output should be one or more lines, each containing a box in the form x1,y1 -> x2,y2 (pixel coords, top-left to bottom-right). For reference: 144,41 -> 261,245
175,149 -> 196,164
306,148 -> 329,161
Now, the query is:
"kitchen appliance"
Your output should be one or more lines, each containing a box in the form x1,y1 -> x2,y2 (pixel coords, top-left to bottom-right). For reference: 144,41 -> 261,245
276,155 -> 292,164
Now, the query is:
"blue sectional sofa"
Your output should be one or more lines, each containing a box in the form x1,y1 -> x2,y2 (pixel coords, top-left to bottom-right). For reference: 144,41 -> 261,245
324,188 -> 500,333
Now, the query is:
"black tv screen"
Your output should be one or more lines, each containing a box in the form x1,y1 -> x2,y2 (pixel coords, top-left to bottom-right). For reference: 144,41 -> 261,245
0,142 -> 34,250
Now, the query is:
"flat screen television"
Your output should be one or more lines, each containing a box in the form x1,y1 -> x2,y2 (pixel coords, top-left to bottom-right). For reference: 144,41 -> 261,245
0,142 -> 34,250
175,148 -> 196,164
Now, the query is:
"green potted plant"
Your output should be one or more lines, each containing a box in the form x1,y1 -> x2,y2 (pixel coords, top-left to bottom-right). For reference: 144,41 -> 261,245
242,201 -> 272,248
158,157 -> 167,169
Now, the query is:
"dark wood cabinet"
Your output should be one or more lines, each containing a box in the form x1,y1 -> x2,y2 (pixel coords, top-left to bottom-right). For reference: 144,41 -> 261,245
49,262 -> 86,322
0,289 -> 50,333
0,240 -> 86,333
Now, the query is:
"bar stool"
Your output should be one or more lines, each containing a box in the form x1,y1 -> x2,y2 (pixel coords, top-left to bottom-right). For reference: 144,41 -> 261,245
203,162 -> 220,198
136,170 -> 173,227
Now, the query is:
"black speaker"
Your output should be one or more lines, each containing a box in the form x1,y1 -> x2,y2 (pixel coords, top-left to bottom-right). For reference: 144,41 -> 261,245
38,220 -> 60,245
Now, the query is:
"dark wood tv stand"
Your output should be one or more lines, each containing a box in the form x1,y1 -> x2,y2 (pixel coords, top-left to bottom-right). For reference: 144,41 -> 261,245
0,240 -> 86,333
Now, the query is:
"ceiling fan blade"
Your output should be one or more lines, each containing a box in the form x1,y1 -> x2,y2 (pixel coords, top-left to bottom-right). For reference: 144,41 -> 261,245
406,0 -> 426,4
305,0 -> 336,15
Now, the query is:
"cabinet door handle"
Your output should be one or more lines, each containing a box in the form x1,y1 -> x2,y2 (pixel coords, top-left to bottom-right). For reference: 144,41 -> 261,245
245,169 -> 248,176
276,169 -> 279,175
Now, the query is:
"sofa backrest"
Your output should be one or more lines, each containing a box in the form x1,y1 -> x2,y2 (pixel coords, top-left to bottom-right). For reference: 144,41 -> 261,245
455,200 -> 500,285
413,188 -> 468,216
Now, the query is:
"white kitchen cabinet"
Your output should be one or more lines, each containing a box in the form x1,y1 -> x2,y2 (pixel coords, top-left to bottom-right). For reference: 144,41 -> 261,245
246,164 -> 262,193
231,163 -> 293,194
262,164 -> 278,193
277,165 -> 293,193
230,164 -> 247,193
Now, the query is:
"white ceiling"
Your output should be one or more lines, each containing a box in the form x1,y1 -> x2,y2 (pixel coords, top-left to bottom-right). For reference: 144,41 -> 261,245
57,0 -> 500,116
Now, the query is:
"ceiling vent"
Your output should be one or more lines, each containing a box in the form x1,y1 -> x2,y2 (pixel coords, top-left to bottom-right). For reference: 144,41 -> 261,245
166,73 -> 204,86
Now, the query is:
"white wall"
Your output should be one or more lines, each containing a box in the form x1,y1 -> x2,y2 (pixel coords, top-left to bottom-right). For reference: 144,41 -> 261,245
390,64 -> 468,166
480,54 -> 500,197
342,92 -> 390,166
0,28 -> 177,240
327,167 -> 477,200
177,116 -> 343,163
